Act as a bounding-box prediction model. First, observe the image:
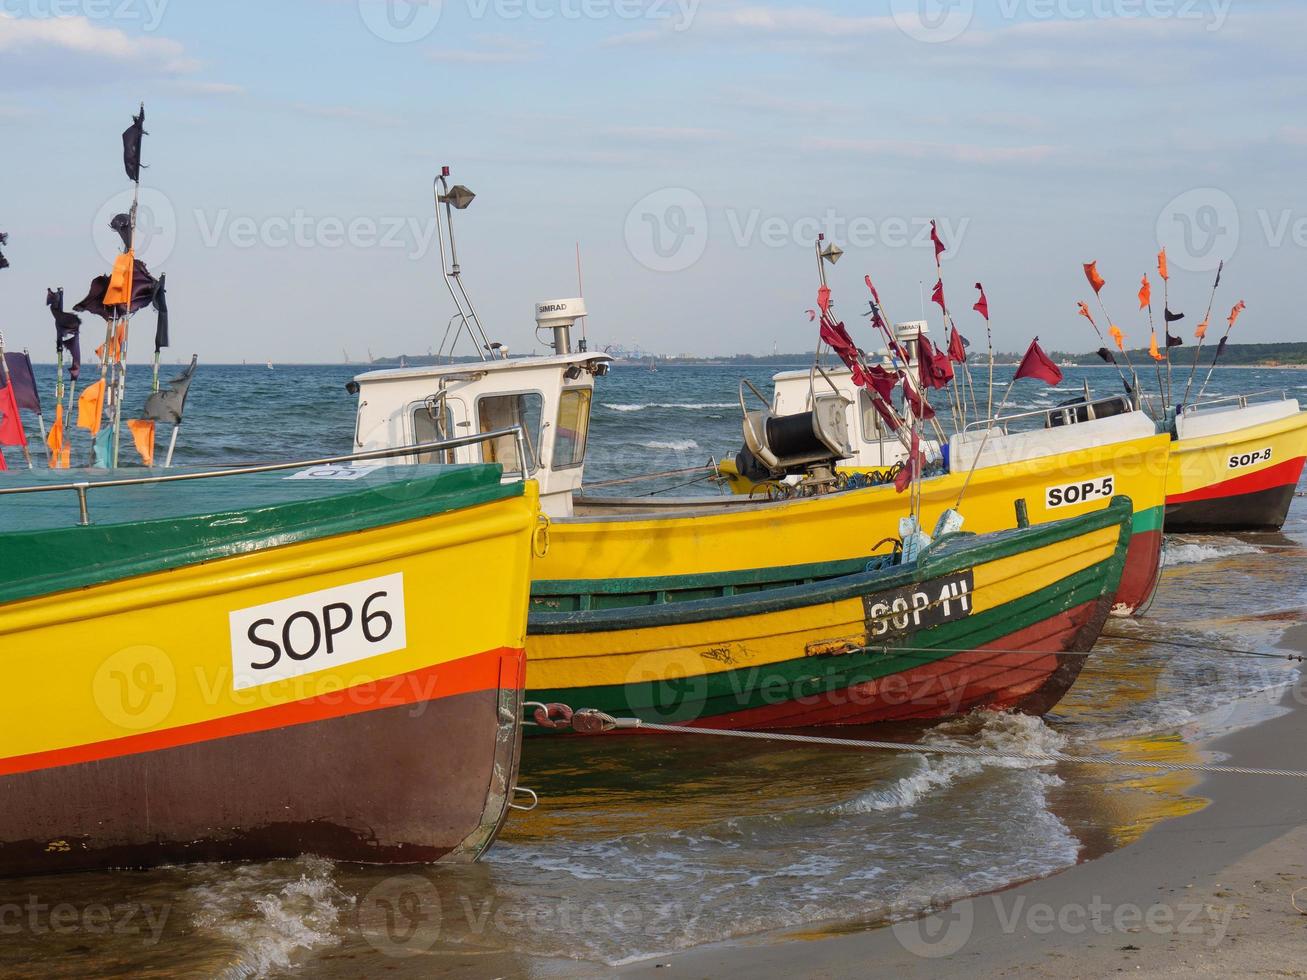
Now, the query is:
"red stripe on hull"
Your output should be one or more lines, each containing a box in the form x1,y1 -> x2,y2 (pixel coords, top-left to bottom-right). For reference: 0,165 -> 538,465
1116,529 -> 1163,614
684,599 -> 1103,730
1168,456 -> 1306,505
0,646 -> 523,778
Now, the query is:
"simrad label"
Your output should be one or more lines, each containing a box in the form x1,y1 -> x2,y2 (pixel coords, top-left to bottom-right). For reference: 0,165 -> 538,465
1046,475 -> 1115,509
229,573 -> 407,690
864,570 -> 974,639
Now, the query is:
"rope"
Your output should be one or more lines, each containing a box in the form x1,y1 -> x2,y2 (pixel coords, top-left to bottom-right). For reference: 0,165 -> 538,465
582,465 -> 717,491
553,716 -> 1307,780
1100,631 -> 1306,663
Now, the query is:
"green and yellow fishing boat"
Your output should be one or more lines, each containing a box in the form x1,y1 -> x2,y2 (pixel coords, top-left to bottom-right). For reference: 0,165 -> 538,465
0,445 -> 537,877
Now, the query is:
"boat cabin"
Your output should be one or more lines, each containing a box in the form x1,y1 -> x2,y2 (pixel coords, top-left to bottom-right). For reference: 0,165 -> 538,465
351,300 -> 611,517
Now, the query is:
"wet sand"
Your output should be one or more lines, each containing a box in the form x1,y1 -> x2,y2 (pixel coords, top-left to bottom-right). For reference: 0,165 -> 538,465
619,626 -> 1307,978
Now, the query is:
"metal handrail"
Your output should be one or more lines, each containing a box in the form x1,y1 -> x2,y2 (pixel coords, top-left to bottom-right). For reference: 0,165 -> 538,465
961,394 -> 1134,435
0,427 -> 529,526
1179,389 -> 1289,415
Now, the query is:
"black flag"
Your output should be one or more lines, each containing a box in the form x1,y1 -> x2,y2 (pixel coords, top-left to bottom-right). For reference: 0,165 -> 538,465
1166,331 -> 1184,349
47,288 -> 83,381
1216,337 -> 1229,358
123,105 -> 147,183
0,231 -> 8,271
73,260 -> 159,320
110,213 -> 132,252
1213,261 -> 1223,290
144,355 -> 197,425
1164,307 -> 1185,323
153,274 -> 169,352
1096,347 -> 1117,365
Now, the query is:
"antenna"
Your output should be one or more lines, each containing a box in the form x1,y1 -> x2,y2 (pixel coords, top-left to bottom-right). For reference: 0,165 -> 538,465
433,166 -> 497,361
575,241 -> 588,351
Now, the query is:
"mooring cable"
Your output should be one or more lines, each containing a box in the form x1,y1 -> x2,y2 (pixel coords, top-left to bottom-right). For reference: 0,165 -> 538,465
527,711 -> 1307,780
1100,631 -> 1306,663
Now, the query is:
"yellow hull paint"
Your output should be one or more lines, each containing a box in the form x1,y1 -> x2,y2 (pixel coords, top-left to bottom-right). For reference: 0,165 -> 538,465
547,435 -> 1168,583
0,487 -> 538,765
1166,409 -> 1307,498
527,523 -> 1121,692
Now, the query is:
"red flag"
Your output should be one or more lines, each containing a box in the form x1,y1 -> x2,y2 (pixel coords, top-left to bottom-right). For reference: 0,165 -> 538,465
1138,274 -> 1151,310
863,275 -> 888,332
1084,262 -> 1106,295
817,284 -> 832,314
930,278 -> 946,313
973,283 -> 989,321
903,383 -> 937,422
1014,338 -> 1063,385
1228,300 -> 1246,328
0,381 -> 26,448
0,450 -> 6,471
930,221 -> 946,261
864,275 -> 882,306
948,326 -> 967,364
894,430 -> 922,494
916,335 -> 953,389
1157,248 -> 1169,282
1077,301 -> 1096,327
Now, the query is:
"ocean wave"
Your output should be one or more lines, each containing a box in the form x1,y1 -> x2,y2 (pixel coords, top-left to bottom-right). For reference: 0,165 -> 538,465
604,402 -> 736,412
641,440 -> 700,451
187,857 -> 350,978
840,712 -> 1068,814
1162,537 -> 1261,567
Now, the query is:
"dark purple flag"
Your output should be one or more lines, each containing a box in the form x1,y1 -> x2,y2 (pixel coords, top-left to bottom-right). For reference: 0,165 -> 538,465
1,352 -> 40,414
47,288 -> 83,381
123,105 -> 147,182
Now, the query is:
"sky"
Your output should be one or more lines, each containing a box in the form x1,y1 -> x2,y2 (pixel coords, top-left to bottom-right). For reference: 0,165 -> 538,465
0,0 -> 1304,363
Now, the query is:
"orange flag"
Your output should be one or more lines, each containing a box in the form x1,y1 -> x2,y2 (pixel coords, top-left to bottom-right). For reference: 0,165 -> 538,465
1109,324 -> 1125,351
1228,300 -> 1247,328
1149,330 -> 1163,361
1195,317 -> 1209,340
46,404 -> 71,469
1084,262 -> 1106,295
77,379 -> 106,435
1157,248 -> 1169,281
95,321 -> 128,363
1138,274 -> 1151,310
127,419 -> 156,466
1076,301 -> 1096,327
103,251 -> 135,306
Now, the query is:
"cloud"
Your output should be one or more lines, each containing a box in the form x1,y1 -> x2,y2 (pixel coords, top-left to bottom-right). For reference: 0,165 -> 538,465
603,4 -> 896,48
427,34 -> 541,64
813,137 -> 1059,165
604,125 -> 729,145
0,13 -> 197,83
287,102 -> 405,127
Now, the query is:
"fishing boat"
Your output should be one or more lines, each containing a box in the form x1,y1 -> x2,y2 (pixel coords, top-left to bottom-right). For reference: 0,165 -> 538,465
1162,391 -> 1307,531
0,438 -> 537,877
715,356 -> 1170,616
528,497 -> 1133,728
348,170 -> 1137,730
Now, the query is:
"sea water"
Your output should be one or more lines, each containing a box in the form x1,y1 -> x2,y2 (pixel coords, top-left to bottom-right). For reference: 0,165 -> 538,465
1,364 -> 1303,977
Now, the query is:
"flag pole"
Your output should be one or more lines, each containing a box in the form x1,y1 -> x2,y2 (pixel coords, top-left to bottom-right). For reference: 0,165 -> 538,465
954,371 -> 1022,510
111,170 -> 142,468
1160,255 -> 1175,410
1181,263 -> 1223,408
1195,302 -> 1246,405
1091,293 -> 1152,415
24,349 -> 50,466
0,332 -> 33,468
1142,276 -> 1166,414
165,424 -> 180,468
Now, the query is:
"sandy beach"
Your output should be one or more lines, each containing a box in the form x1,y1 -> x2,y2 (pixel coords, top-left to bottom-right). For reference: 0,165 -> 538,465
618,626 -> 1307,978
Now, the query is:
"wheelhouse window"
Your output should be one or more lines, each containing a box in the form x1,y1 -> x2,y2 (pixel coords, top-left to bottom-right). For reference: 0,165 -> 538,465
477,392 -> 543,475
859,390 -> 884,442
412,401 -> 455,463
553,388 -> 592,469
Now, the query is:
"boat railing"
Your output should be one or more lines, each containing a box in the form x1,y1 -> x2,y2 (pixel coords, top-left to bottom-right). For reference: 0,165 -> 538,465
1179,389 -> 1289,416
0,426 -> 529,527
960,400 -> 1085,436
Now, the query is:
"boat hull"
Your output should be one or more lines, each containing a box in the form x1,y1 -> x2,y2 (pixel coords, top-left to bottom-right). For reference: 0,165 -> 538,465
1166,406 -> 1307,531
573,434 -> 1167,616
527,498 -> 1132,729
0,472 -> 536,877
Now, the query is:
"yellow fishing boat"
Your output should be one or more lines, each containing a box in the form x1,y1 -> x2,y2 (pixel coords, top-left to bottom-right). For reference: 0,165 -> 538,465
0,441 -> 537,876
1163,391 -> 1307,531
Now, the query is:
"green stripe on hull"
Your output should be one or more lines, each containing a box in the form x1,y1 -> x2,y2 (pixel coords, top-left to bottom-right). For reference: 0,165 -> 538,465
1132,505 -> 1165,535
528,545 -> 1124,725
